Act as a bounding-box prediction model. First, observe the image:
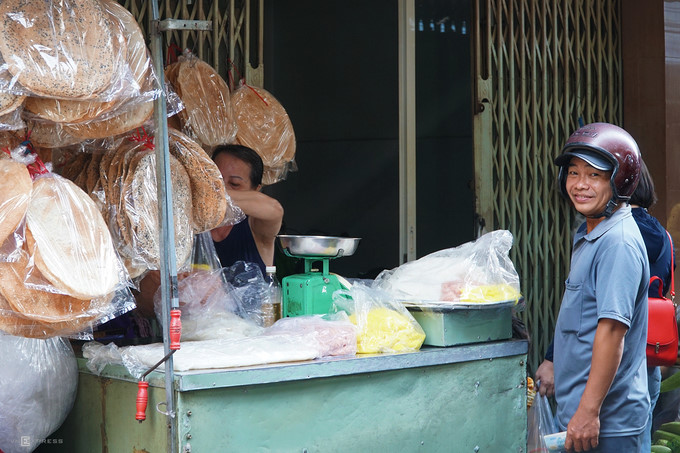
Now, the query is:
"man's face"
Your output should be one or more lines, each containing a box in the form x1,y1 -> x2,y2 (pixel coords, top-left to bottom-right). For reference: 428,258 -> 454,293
565,156 -> 613,217
214,153 -> 256,191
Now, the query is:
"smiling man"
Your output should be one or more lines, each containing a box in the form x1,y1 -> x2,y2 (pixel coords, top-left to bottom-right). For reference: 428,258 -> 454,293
551,123 -> 650,452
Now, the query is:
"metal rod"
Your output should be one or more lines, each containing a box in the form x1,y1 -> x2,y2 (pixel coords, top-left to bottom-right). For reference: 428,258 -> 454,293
141,350 -> 177,381
158,19 -> 212,32
149,0 -> 179,450
398,0 -> 416,264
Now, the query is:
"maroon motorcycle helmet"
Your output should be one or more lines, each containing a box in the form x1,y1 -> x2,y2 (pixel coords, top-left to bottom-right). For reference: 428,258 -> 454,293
555,122 -> 642,217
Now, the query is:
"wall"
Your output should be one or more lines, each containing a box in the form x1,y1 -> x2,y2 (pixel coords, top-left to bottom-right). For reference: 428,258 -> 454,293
262,0 -> 474,279
622,0 -> 680,295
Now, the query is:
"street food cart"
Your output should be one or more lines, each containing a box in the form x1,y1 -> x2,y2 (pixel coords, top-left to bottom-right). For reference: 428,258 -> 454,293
52,341 -> 528,452
0,2 -> 529,452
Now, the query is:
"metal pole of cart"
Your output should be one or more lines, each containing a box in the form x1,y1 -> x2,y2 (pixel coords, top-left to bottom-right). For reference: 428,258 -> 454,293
147,3 -> 212,449
149,1 -> 179,450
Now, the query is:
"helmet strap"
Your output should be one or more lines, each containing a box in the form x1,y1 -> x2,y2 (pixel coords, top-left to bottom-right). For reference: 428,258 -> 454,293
586,199 -> 619,219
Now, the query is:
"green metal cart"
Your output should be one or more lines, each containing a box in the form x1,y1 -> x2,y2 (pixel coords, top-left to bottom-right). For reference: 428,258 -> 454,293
47,340 -> 528,452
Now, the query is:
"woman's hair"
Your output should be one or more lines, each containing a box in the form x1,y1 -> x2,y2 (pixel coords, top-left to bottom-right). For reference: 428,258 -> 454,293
212,144 -> 264,188
629,159 -> 657,209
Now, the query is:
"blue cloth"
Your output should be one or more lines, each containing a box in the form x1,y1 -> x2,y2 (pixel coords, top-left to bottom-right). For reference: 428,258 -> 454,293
213,217 -> 267,277
643,365 -> 662,448
588,433 -> 644,452
554,205 -> 650,436
631,207 -> 674,297
631,207 -> 674,444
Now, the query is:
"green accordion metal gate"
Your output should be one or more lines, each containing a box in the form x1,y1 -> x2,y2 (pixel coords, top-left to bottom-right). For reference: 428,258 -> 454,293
473,0 -> 623,370
119,0 -> 262,86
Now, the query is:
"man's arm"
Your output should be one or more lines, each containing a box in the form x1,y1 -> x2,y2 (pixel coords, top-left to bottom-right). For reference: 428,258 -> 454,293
565,318 -> 627,452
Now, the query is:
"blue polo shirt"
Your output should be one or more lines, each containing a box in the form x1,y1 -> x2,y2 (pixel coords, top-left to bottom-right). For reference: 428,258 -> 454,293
553,205 -> 650,436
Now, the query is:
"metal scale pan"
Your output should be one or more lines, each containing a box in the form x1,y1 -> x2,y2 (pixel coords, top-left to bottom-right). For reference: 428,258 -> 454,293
277,235 -> 361,317
278,235 -> 361,259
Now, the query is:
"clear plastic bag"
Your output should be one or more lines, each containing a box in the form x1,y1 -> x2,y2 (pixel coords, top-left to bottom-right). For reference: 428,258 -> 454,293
117,147 -> 194,271
24,173 -> 129,297
263,313 -> 358,357
374,230 -> 523,308
166,52 -> 238,148
0,157 -> 32,257
152,267 -> 264,342
168,128 -> 244,232
222,261 -> 270,324
0,104 -> 25,131
230,83 -> 296,185
113,336 -> 321,375
332,282 -> 425,353
0,167 -> 137,339
191,231 -> 223,272
0,0 -> 138,101
0,333 -> 77,453
527,389 -> 559,453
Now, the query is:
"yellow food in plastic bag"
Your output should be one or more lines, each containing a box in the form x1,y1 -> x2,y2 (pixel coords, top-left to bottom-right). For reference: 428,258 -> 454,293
459,283 -> 521,303
349,307 -> 425,353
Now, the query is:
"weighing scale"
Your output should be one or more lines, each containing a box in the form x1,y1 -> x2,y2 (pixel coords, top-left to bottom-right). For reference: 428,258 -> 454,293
277,235 -> 361,317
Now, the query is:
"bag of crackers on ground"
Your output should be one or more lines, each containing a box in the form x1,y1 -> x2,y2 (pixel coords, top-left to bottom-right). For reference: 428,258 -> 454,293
0,151 -> 135,339
0,333 -> 78,453
332,282 -> 425,354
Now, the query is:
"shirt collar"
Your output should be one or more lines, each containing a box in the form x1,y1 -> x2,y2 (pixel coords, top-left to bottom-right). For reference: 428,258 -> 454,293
575,204 -> 632,242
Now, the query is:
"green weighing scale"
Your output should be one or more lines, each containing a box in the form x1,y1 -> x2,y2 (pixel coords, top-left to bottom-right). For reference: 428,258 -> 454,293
277,235 -> 361,317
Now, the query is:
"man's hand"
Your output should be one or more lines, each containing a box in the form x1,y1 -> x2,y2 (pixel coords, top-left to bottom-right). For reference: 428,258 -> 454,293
535,360 -> 555,397
565,407 -> 600,452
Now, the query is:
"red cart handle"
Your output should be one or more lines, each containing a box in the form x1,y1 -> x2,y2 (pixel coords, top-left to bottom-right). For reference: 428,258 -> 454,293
136,381 -> 149,422
170,309 -> 182,350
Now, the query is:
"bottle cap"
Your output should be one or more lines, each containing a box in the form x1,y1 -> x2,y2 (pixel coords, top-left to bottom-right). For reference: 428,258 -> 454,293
265,266 -> 277,274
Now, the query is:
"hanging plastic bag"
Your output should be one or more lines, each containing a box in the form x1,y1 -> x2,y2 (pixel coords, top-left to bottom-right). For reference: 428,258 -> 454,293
527,386 -> 559,453
165,51 -> 238,148
191,231 -> 223,271
230,83 -> 296,185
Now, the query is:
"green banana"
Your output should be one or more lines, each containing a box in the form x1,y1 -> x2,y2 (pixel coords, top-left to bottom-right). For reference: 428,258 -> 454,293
654,430 -> 680,443
651,446 -> 672,453
660,422 -> 680,436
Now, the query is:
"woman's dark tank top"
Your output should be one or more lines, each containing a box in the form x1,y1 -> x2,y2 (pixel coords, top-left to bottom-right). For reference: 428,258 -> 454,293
213,216 -> 266,276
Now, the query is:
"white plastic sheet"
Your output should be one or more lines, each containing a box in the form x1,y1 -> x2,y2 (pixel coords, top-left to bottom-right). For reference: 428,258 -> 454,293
0,333 -> 77,453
